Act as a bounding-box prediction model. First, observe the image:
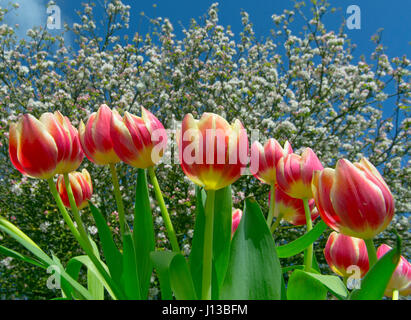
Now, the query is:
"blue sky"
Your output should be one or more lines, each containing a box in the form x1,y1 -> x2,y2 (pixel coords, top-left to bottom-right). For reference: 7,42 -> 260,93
2,0 -> 410,58
1,0 -> 410,120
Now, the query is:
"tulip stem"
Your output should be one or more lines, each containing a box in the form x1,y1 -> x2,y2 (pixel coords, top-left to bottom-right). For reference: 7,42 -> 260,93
148,166 -> 180,253
63,173 -> 92,251
266,184 -> 275,229
303,198 -> 313,272
364,238 -> 378,268
109,163 -> 126,237
47,178 -> 125,300
392,289 -> 399,300
270,213 -> 283,234
202,189 -> 215,300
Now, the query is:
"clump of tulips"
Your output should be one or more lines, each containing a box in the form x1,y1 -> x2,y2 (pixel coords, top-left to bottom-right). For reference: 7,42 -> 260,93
1,106 -> 408,300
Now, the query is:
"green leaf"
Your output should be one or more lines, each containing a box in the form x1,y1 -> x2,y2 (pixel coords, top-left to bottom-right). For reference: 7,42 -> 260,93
151,251 -> 198,300
281,265 -> 305,273
188,186 -> 206,298
121,232 -> 141,300
276,220 -> 328,258
89,202 -> 123,286
0,217 -> 50,265
287,269 -> 328,300
303,272 -> 348,299
0,244 -> 46,269
350,236 -> 402,300
51,254 -> 94,300
150,251 -> 174,300
65,255 -> 116,300
188,186 -> 232,299
0,217 -> 92,299
133,168 -> 155,299
87,238 -> 105,300
220,198 -> 282,300
169,254 -> 197,300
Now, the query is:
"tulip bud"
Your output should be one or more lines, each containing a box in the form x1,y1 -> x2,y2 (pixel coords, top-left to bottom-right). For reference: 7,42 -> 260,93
312,158 -> 394,239
9,112 -> 83,179
276,148 -> 323,199
79,104 -> 121,165
250,139 -> 292,185
377,244 -> 411,297
231,208 -> 243,237
324,231 -> 369,278
270,186 -> 319,226
56,169 -> 93,210
177,113 -> 249,190
110,107 -> 167,168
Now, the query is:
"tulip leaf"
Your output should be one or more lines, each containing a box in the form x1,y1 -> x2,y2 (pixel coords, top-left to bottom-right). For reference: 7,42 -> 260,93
121,232 -> 141,300
133,168 -> 155,299
304,271 -> 348,299
220,198 -> 282,300
276,220 -> 328,258
287,269 -> 328,300
65,255 -> 115,300
150,251 -> 174,300
0,244 -> 47,269
189,185 -> 232,299
349,235 -> 402,300
169,254 -> 198,300
89,202 -> 123,287
151,251 -> 198,300
87,238 -> 105,300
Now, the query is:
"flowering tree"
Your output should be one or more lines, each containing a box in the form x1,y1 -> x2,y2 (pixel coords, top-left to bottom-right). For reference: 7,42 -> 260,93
0,0 -> 409,299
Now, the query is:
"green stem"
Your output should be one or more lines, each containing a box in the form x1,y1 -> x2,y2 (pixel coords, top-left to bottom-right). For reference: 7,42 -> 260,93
270,213 -> 283,234
364,238 -> 378,268
303,198 -> 313,272
266,184 -> 275,229
109,163 -> 126,237
202,189 -> 215,300
392,289 -> 399,300
47,178 -> 125,300
63,173 -> 92,251
148,166 -> 180,253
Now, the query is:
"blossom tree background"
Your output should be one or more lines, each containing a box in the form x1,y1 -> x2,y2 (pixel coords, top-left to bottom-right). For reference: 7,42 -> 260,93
0,0 -> 409,299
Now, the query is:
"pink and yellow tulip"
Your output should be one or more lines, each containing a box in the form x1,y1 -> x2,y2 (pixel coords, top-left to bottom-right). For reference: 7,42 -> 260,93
177,112 -> 248,190
231,208 -> 243,237
250,139 -> 292,185
324,231 -> 369,278
9,112 -> 83,179
377,244 -> 411,297
312,158 -> 394,239
79,104 -> 121,165
271,186 -> 319,226
56,169 -> 93,210
276,148 -> 323,199
110,107 -> 167,168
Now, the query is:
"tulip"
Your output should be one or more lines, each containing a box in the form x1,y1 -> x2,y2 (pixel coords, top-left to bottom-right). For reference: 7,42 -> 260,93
177,112 -> 248,299
311,158 -> 394,240
324,232 -> 369,279
271,186 -> 319,226
231,208 -> 243,237
377,244 -> 411,298
110,107 -> 167,169
250,139 -> 292,185
177,112 -> 249,191
276,147 -> 323,199
56,169 -> 93,210
9,112 -> 83,179
79,104 -> 121,165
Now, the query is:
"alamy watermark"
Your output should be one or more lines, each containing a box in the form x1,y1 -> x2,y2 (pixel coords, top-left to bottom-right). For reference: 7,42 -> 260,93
47,4 -> 61,30
346,5 -> 361,30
